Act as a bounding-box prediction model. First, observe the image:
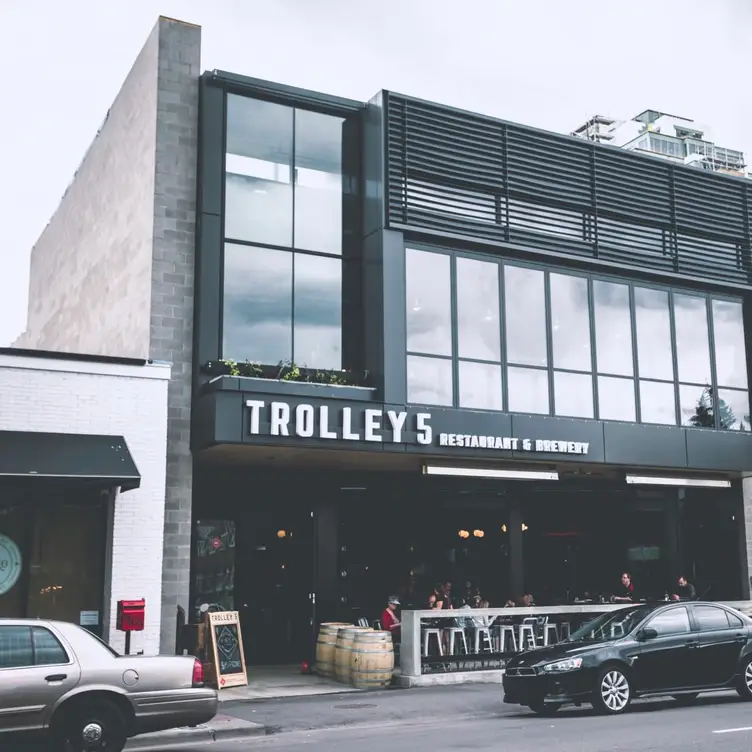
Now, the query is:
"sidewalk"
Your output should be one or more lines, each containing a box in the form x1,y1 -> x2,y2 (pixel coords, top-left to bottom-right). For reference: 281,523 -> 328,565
125,714 -> 265,750
218,664 -> 364,702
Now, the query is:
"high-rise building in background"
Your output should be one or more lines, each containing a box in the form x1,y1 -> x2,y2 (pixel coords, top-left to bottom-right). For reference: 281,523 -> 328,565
572,110 -> 747,177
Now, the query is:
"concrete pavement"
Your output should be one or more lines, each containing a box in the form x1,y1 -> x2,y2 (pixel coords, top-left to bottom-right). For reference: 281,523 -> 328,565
131,690 -> 752,751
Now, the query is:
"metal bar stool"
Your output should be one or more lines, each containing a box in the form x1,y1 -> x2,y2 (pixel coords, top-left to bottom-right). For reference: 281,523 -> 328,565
448,626 -> 469,655
474,626 -> 493,653
422,628 -> 443,657
518,623 -> 537,651
499,625 -> 518,653
542,623 -> 560,645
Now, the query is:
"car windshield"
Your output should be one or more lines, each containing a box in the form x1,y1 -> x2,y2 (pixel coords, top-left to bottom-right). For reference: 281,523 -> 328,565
568,606 -> 654,643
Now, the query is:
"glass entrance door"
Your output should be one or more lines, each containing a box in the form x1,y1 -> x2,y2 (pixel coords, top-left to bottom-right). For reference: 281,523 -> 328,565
235,504 -> 315,665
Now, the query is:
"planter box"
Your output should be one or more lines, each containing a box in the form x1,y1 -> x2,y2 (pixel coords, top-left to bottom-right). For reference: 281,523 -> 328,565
202,375 -> 378,402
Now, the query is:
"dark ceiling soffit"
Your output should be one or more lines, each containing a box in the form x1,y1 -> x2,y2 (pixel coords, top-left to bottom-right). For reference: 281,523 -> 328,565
394,223 -> 751,294
0,347 -> 149,368
0,431 -> 141,492
384,90 -> 749,186
205,70 -> 365,115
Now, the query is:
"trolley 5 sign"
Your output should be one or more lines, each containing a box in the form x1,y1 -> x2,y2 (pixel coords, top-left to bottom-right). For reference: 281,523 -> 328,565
244,399 -> 590,456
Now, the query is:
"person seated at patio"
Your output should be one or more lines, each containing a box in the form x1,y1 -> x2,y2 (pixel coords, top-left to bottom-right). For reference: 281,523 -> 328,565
381,595 -> 401,640
611,572 -> 636,603
671,575 -> 697,601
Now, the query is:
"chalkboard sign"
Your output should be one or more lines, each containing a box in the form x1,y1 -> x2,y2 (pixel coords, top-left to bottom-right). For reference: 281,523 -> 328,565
207,611 -> 247,689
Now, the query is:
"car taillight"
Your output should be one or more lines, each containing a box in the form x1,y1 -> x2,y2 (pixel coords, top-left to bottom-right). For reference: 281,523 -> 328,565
192,658 -> 205,687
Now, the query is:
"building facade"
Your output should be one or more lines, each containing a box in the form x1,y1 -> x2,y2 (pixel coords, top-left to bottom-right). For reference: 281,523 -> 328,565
12,18 -> 752,661
0,350 -> 170,654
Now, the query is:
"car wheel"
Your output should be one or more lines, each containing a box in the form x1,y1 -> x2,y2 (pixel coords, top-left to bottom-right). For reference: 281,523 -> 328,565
528,701 -> 561,716
55,700 -> 127,752
736,656 -> 752,700
593,666 -> 632,715
672,693 -> 699,706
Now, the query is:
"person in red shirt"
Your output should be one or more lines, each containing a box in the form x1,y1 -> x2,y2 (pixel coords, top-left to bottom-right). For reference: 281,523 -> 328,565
381,595 -> 401,640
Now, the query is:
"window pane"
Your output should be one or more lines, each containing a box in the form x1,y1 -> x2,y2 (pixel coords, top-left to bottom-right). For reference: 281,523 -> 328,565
594,281 -> 633,376
222,244 -> 292,364
554,371 -> 593,418
598,376 -> 636,421
647,607 -> 690,636
405,250 -> 452,356
679,384 -> 713,427
225,96 -> 293,247
639,381 -> 677,425
32,627 -> 69,665
407,356 -> 452,406
718,388 -> 751,431
293,254 -> 341,370
634,287 -> 673,380
674,294 -> 711,384
459,361 -> 502,411
712,299 -> 748,388
550,274 -> 591,371
294,110 -> 344,254
456,258 -> 501,361
505,266 -> 547,367
693,606 -> 731,632
508,367 -> 549,414
0,626 -> 33,668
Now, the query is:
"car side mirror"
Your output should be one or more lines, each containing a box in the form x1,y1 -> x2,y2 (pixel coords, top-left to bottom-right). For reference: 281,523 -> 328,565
639,627 -> 658,641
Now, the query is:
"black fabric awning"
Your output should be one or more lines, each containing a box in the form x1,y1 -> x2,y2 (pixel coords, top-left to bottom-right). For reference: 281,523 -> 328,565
0,431 -> 141,491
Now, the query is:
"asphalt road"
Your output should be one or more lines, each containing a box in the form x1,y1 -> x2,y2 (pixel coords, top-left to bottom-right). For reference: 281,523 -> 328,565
158,687 -> 752,751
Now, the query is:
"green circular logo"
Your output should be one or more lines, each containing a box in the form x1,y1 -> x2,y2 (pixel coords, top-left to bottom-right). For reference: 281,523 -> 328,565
0,535 -> 22,596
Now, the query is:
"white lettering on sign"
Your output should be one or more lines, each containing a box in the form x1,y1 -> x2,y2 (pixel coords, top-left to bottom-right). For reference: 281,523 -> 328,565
439,433 -> 589,455
244,400 -> 589,456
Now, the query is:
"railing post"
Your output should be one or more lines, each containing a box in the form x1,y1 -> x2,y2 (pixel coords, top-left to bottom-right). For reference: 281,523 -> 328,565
401,610 -> 421,677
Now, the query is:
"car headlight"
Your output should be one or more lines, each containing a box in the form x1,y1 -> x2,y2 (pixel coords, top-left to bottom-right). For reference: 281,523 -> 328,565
542,657 -> 583,673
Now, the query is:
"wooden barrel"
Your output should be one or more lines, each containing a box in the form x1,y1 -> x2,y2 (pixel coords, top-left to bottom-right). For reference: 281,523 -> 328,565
315,623 -> 351,677
334,626 -> 371,683
350,630 -> 394,689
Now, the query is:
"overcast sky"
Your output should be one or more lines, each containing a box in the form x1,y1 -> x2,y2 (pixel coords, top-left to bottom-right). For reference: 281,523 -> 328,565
0,0 -> 749,346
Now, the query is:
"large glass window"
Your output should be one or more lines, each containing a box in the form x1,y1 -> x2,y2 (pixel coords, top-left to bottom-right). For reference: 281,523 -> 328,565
505,266 -> 547,367
406,250 -> 452,357
225,96 -> 293,248
402,249 -> 749,428
222,96 -> 346,368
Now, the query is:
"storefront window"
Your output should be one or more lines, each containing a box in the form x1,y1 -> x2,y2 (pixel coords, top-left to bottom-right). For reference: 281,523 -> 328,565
634,287 -> 673,380
550,273 -> 591,371
554,371 -> 593,418
594,281 -> 633,376
712,299 -> 748,389
225,96 -> 293,248
598,376 -> 636,422
293,109 -> 345,255
505,266 -> 547,367
407,355 -> 453,406
222,96 -> 346,368
403,248 -> 748,426
639,380 -> 676,425
673,294 -> 712,385
508,367 -> 549,415
406,250 -> 452,356
459,361 -> 502,411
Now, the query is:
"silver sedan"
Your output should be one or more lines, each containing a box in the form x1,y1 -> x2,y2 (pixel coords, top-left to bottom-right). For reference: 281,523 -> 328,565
0,618 -> 218,751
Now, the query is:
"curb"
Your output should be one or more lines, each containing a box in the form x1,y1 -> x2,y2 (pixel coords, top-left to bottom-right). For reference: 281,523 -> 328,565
126,717 -> 265,749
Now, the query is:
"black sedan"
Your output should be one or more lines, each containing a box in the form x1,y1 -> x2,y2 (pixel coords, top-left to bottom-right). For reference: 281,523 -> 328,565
503,601 -> 752,716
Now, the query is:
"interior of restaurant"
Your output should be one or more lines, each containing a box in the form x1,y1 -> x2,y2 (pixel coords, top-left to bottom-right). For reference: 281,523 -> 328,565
191,465 -> 744,665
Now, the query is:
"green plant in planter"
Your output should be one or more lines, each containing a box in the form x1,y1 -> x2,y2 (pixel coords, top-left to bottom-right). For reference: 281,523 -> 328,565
239,360 -> 262,378
276,361 -> 304,381
220,359 -> 240,377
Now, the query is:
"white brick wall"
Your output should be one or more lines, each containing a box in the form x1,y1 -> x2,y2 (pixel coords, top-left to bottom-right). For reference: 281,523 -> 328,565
0,353 -> 170,655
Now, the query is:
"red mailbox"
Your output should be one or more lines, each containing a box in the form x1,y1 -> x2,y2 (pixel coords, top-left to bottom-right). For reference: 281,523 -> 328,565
117,598 -> 145,632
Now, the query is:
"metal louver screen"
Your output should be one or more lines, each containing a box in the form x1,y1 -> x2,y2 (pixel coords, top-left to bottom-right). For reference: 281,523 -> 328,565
386,93 -> 752,287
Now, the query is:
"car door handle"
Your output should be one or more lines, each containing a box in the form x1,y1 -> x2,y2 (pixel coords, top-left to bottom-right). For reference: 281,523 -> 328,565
735,633 -> 747,643
685,640 -> 699,648
45,674 -> 67,682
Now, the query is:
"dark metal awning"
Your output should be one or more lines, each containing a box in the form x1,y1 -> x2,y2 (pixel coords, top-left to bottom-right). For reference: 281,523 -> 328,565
0,431 -> 141,491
